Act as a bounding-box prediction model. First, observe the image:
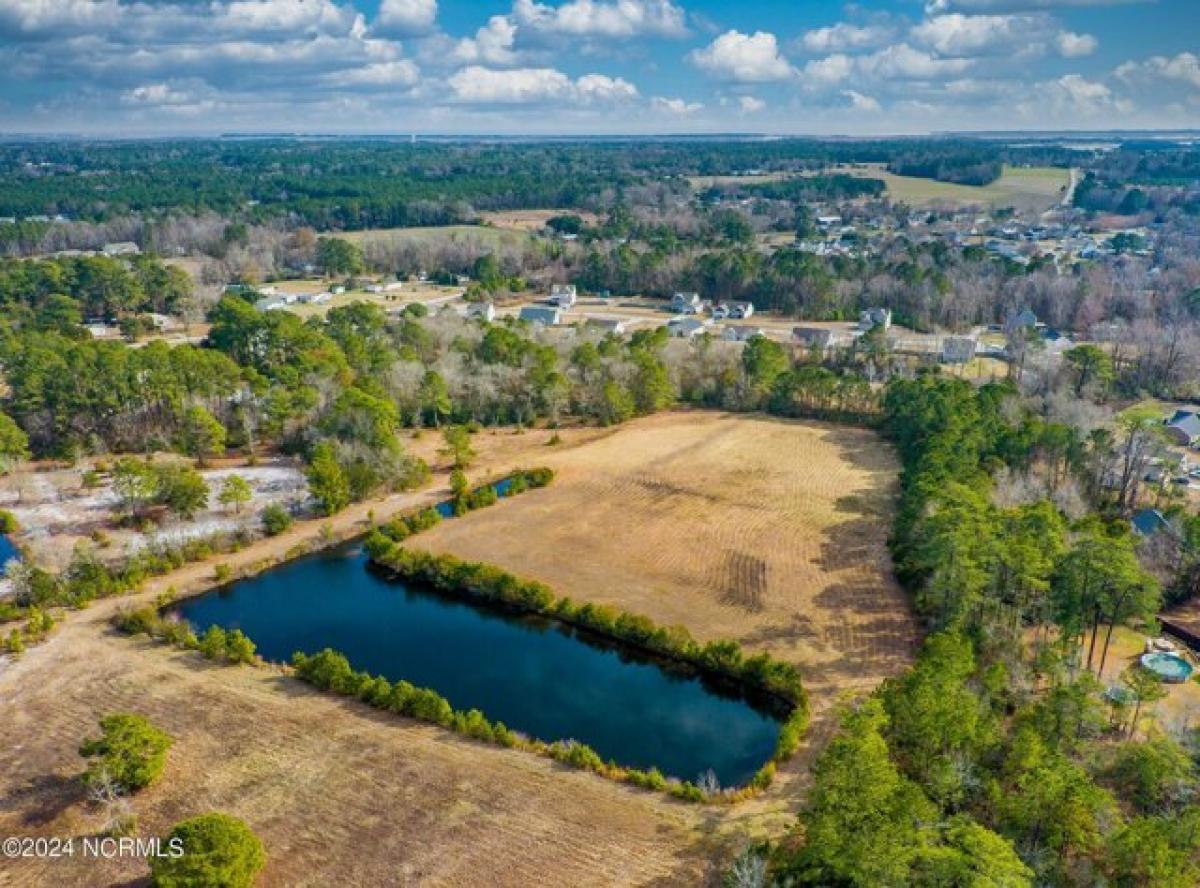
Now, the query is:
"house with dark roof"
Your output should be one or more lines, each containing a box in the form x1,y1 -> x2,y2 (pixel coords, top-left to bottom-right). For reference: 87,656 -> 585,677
793,327 -> 835,349
519,305 -> 562,326
1165,410 -> 1200,446
1131,508 -> 1173,538
1011,308 -> 1038,329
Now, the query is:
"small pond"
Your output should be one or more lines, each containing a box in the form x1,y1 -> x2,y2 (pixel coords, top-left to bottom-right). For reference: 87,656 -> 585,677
174,540 -> 782,786
0,534 -> 18,569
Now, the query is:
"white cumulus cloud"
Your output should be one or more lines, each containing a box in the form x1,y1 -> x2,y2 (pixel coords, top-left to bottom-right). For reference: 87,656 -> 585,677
1055,31 -> 1097,58
1117,52 -> 1200,89
913,13 -> 1042,56
453,15 -> 519,66
801,22 -> 893,54
844,90 -> 881,112
802,53 -> 854,86
688,30 -> 794,83
323,59 -> 420,87
448,65 -> 637,104
512,0 -> 687,39
376,0 -> 437,35
651,96 -> 703,114
858,43 -> 973,79
927,0 -> 1148,11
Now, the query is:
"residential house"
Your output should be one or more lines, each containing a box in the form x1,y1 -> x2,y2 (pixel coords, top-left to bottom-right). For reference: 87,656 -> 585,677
723,325 -> 765,342
585,318 -> 626,336
941,336 -> 978,364
667,317 -> 709,338
858,307 -> 892,331
725,301 -> 755,320
793,327 -> 835,350
1165,410 -> 1200,447
519,305 -> 562,326
1011,308 -> 1039,329
85,322 -> 118,339
550,284 -> 577,307
1041,328 -> 1075,355
146,312 -> 181,332
467,302 -> 496,322
1131,508 -> 1173,538
671,291 -> 703,314
102,241 -> 140,257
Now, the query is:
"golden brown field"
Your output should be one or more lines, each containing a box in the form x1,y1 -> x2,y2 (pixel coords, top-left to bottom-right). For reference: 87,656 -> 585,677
0,412 -> 913,887
417,412 -> 916,716
477,209 -> 599,231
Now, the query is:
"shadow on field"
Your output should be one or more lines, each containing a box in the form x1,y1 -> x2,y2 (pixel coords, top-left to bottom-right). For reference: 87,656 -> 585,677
1,771 -> 85,827
734,415 -> 920,702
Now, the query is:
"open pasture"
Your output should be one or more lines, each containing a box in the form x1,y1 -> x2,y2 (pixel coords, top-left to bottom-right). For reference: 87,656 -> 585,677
477,209 -> 599,231
339,224 -> 535,251
415,411 -> 917,714
832,163 -> 1071,210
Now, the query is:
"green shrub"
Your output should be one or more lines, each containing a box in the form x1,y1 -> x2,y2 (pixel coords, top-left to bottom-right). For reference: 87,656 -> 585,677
550,740 -> 606,773
198,625 -> 228,660
774,708 -> 810,761
113,605 -> 160,636
79,713 -> 172,793
669,781 -> 707,802
0,509 -> 19,533
150,813 -> 266,888
626,767 -> 669,792
4,627 -> 24,654
260,503 -> 293,536
224,629 -> 256,665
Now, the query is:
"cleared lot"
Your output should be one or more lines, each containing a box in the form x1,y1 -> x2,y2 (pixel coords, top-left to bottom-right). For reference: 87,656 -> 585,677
0,413 -> 915,885
415,411 -> 917,713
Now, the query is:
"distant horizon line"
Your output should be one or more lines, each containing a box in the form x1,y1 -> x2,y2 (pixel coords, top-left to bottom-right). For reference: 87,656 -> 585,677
0,128 -> 1197,143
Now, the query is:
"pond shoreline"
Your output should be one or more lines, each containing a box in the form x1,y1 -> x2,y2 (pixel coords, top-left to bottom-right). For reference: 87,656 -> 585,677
364,556 -> 798,717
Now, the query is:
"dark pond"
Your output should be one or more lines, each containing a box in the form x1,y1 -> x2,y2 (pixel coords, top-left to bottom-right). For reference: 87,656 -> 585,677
174,540 -> 782,786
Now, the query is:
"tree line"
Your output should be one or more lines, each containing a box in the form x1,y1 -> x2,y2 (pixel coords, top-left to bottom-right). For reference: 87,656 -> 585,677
746,371 -> 1199,887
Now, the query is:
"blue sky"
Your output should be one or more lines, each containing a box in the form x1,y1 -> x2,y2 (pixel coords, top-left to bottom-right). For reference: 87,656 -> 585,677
0,0 -> 1196,135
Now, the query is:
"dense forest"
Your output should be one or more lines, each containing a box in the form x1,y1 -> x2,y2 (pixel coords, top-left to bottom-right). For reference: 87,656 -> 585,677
0,138 -> 1083,228
888,148 -> 1004,186
746,374 -> 1200,886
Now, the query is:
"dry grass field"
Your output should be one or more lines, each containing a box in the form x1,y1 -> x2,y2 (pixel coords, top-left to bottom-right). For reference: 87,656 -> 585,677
416,411 -> 917,714
339,225 -> 535,251
0,612 -> 712,887
685,173 -> 793,190
0,413 -> 914,886
832,163 -> 1070,211
477,209 -> 599,231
